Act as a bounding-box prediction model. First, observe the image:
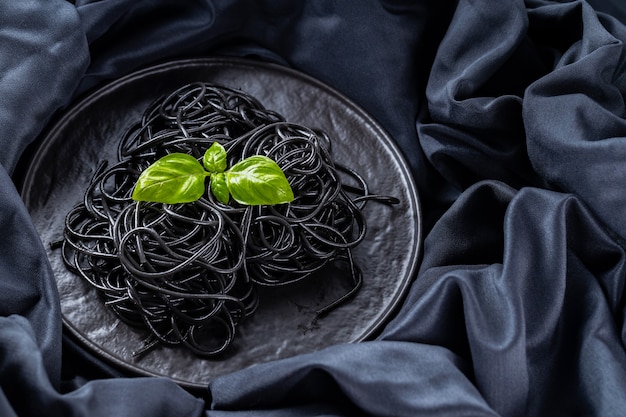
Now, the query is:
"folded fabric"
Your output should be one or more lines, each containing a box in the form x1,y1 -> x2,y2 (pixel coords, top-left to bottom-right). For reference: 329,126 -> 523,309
2,0 -> 626,416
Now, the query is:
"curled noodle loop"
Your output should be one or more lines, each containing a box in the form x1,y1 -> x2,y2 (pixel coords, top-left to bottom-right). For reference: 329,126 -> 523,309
62,82 -> 396,357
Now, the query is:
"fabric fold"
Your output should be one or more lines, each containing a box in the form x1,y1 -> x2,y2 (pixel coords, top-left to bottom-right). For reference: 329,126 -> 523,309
0,0 -> 88,175
0,315 -> 205,417
418,0 -> 547,192
208,341 -> 498,417
524,0 -> 626,244
3,0 -> 626,416
382,181 -> 626,416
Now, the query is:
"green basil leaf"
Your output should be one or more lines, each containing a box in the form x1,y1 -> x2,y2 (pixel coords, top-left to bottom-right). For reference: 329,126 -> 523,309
210,172 -> 230,204
225,155 -> 294,205
203,142 -> 227,173
132,153 -> 208,204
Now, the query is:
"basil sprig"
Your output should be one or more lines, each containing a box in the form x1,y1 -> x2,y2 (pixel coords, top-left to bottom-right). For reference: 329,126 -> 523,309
132,142 -> 294,205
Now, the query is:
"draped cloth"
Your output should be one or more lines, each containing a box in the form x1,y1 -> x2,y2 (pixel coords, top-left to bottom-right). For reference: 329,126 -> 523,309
2,0 -> 626,415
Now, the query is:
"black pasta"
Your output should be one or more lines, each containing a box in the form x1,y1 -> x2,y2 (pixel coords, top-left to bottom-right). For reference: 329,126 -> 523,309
61,82 -> 397,358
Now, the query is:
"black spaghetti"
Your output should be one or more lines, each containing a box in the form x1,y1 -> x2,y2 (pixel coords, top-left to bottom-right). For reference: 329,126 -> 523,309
61,82 -> 398,358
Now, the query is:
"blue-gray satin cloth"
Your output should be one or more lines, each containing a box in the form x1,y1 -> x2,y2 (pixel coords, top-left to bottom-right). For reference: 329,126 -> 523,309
2,0 -> 626,416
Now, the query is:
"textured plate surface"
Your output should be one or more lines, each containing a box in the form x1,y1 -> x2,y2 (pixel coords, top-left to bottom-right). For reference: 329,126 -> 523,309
20,58 -> 421,390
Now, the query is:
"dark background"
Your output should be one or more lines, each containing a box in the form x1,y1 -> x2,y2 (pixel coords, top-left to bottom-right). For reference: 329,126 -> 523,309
2,1 -> 626,415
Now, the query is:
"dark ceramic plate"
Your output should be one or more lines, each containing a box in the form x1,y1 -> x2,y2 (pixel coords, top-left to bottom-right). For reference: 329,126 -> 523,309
19,58 -> 421,390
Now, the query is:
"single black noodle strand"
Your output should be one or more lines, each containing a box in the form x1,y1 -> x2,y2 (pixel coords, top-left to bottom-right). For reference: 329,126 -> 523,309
60,82 -> 398,358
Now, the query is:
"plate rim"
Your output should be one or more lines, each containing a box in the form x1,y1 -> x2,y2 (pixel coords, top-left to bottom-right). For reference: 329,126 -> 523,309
19,56 -> 423,389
